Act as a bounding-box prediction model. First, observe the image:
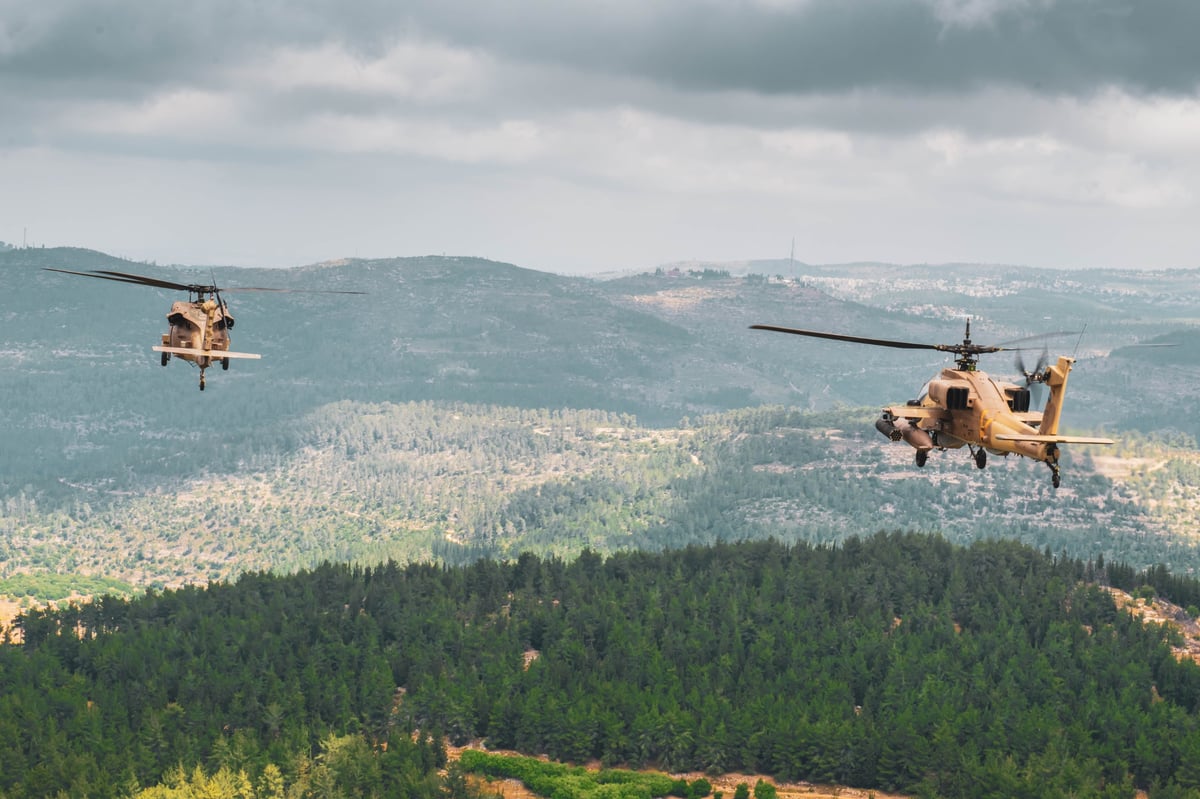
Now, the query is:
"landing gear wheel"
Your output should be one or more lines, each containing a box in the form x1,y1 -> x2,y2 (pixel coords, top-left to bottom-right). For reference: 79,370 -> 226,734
221,358 -> 230,370
199,373 -> 206,391
1052,470 -> 1061,489
161,352 -> 170,366
975,449 -> 987,469
915,450 -> 928,468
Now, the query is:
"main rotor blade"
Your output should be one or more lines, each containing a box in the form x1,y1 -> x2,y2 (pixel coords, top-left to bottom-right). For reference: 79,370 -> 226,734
750,324 -> 941,351
46,268 -> 365,295
44,268 -> 200,293
995,331 -> 1079,347
218,287 -> 367,295
92,270 -> 208,291
93,270 -> 366,295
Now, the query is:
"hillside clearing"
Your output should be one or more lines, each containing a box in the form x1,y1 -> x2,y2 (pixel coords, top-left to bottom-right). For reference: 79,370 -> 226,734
448,744 -> 911,799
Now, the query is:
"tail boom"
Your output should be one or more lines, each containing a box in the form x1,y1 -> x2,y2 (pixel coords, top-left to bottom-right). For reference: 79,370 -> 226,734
994,433 -> 1114,445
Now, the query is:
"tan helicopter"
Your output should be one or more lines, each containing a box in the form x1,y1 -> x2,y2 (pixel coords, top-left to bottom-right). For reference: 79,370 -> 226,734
44,268 -> 363,390
751,319 -> 1114,488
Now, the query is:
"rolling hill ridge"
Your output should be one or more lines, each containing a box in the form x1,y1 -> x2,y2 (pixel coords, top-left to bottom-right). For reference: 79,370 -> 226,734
1,248 -> 1199,591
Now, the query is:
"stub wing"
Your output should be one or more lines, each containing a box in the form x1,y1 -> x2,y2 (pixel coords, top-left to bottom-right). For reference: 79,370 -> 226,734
883,405 -> 951,421
994,433 -> 1114,445
153,346 -> 262,360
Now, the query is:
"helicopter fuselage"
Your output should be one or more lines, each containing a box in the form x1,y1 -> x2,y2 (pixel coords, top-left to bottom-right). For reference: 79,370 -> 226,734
163,299 -> 233,366
153,296 -> 260,389
878,366 -> 1048,459
874,355 -> 1112,486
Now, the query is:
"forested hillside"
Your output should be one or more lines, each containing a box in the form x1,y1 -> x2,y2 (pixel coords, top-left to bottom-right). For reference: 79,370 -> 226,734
5,535 -> 1200,798
4,403 -> 1196,596
2,248 -> 1199,596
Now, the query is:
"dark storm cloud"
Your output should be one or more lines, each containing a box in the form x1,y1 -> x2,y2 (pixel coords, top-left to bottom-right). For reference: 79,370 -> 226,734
526,1 -> 1195,96
380,0 -> 1200,98
4,0 -> 1199,104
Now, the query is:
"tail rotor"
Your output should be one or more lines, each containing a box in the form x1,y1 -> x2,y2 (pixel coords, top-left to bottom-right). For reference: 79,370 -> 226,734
1016,349 -> 1050,407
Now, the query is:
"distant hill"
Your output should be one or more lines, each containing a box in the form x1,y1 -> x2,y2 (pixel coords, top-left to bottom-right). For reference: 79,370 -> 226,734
2,247 -> 1200,589
0,248 -> 981,498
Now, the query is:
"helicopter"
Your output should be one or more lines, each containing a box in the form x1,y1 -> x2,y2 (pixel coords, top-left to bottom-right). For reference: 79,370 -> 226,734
750,319 -> 1114,488
44,267 -> 363,390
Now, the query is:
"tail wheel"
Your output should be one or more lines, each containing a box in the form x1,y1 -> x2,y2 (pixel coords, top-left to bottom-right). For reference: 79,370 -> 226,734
1048,449 -> 1062,488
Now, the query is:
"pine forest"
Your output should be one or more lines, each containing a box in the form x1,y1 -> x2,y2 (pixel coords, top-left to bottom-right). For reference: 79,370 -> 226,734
6,535 -> 1200,798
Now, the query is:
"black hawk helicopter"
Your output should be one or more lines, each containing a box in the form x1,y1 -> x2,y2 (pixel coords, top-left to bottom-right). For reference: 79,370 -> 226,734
45,267 -> 364,390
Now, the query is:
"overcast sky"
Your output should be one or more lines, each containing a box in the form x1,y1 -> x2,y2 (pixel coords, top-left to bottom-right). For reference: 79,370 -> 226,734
4,0 -> 1200,274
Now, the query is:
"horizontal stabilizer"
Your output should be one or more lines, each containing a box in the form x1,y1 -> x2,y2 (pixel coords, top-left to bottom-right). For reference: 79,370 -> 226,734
994,434 -> 1114,445
153,346 -> 262,360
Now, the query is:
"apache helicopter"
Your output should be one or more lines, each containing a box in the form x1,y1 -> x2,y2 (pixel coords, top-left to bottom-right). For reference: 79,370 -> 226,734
44,267 -> 363,390
751,319 -> 1114,488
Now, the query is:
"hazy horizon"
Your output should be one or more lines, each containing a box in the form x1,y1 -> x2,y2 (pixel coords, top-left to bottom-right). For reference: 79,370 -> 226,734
7,240 -> 1200,277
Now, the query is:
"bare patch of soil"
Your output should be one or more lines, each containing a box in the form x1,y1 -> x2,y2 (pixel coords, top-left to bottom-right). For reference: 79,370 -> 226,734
1091,455 -> 1164,481
676,770 -> 908,799
1104,586 -> 1200,664
0,598 -> 21,642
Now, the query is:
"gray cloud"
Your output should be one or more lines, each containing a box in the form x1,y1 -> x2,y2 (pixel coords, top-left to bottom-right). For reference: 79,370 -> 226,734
417,0 -> 1200,97
6,1 -> 1200,101
1,0 -> 1193,160
3,0 -> 1200,272
656,0 -> 1200,97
